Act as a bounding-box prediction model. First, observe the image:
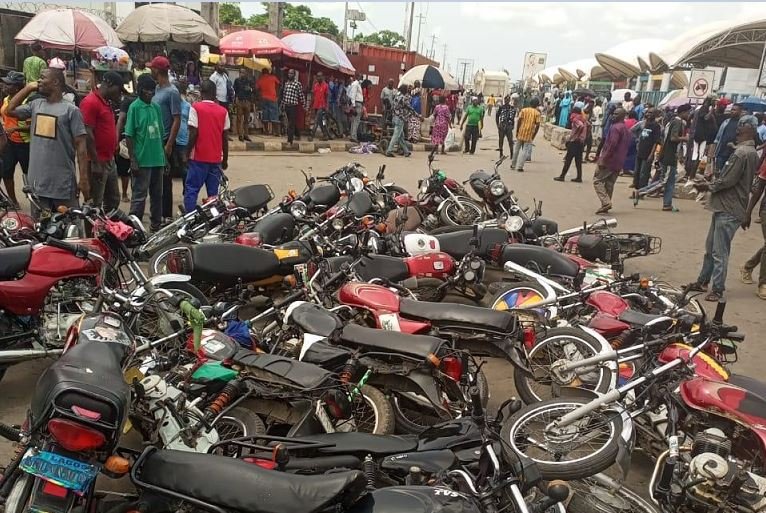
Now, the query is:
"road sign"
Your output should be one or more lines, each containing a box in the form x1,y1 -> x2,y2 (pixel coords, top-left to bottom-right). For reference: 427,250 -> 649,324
688,70 -> 716,99
346,9 -> 366,21
521,52 -> 547,82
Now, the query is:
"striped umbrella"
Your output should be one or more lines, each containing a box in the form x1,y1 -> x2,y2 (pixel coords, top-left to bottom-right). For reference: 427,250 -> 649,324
15,8 -> 122,50
399,65 -> 459,90
281,33 -> 355,75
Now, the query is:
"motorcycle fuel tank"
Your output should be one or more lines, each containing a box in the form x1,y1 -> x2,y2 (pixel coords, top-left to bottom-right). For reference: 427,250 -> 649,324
405,252 -> 455,279
403,233 -> 440,256
658,343 -> 729,381
339,282 -> 401,312
586,290 -> 630,317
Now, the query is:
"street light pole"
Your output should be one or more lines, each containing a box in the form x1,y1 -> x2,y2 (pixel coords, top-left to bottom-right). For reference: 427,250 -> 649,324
343,1 -> 349,51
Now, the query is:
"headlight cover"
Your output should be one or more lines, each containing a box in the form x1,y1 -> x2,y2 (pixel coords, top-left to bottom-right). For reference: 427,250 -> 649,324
290,201 -> 308,219
490,180 -> 506,197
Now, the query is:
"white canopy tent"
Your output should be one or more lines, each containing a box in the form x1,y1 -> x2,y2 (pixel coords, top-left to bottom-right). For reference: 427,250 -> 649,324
557,58 -> 610,82
595,38 -> 667,79
673,18 -> 766,70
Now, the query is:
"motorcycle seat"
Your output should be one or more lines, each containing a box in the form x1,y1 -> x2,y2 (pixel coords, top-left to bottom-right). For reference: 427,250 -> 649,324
252,213 -> 295,245
381,449 -> 456,475
233,184 -> 273,213
308,184 -> 341,208
499,244 -> 579,278
356,254 -> 410,283
0,244 -> 32,280
291,303 -> 342,337
400,298 -> 515,333
433,228 -> 508,260
291,432 -> 418,456
232,351 -> 335,390
727,374 -> 766,401
338,324 -> 443,359
138,449 -> 367,513
189,243 -> 281,284
617,310 -> 672,328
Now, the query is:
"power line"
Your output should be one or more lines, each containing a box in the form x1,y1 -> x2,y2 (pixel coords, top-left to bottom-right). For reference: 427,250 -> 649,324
355,2 -> 379,32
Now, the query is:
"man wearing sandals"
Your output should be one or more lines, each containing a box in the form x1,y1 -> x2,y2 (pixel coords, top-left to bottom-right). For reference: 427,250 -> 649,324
688,115 -> 759,302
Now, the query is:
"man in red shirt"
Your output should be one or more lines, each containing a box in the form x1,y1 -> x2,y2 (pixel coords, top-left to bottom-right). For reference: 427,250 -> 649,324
310,72 -> 330,141
79,71 -> 125,212
256,68 -> 280,136
183,80 -> 229,213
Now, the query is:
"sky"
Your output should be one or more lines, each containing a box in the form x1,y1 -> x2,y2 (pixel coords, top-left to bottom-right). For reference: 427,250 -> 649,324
238,1 -> 763,80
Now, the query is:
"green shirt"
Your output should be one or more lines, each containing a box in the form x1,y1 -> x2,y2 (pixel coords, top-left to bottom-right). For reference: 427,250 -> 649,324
23,56 -> 46,83
124,99 -> 166,168
464,105 -> 484,126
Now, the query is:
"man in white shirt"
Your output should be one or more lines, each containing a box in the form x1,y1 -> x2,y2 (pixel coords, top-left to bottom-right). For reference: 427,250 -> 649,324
347,74 -> 364,142
209,64 -> 230,108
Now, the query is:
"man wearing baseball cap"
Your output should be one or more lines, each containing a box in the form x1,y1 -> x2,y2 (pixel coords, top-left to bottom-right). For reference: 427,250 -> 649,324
79,71 -> 128,213
1,71 -> 29,207
689,114 -> 759,302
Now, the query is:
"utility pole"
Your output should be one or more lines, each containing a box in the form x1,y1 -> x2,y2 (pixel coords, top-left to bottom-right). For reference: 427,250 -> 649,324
428,34 -> 437,60
267,2 -> 283,37
415,10 -> 426,57
343,2 -> 349,51
405,2 -> 415,52
441,43 -> 447,68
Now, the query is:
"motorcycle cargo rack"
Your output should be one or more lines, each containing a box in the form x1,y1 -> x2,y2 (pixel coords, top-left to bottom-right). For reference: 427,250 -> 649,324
576,233 -> 662,266
209,433 -> 336,459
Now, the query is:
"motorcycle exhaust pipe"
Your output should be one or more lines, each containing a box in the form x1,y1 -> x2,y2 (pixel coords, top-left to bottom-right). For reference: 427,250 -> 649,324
559,218 -> 618,237
0,348 -> 64,364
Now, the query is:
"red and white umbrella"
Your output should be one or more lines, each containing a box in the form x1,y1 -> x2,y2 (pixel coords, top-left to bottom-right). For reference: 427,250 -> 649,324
15,8 -> 122,50
220,30 -> 292,57
281,33 -> 355,75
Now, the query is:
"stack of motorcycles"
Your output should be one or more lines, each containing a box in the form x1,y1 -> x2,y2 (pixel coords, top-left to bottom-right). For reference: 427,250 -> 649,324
0,152 -> 757,513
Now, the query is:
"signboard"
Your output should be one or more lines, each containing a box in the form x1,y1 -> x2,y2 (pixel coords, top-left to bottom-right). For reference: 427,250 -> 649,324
521,52 -> 547,82
688,69 -> 716,99
346,9 -> 366,21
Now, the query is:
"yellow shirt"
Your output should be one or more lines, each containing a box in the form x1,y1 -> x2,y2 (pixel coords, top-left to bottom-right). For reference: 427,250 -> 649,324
516,107 -> 541,142
487,96 -> 496,106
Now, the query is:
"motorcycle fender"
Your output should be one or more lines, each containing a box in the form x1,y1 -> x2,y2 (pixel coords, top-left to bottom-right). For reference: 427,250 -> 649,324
285,400 -> 325,437
436,198 -> 453,213
461,337 -> 532,374
378,370 -> 450,414
131,274 -> 192,299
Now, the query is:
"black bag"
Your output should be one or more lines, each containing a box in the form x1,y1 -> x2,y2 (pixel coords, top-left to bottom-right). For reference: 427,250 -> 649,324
577,233 -> 620,264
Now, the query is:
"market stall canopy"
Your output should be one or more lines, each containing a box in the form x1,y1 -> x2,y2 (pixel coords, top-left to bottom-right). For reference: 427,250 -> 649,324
15,8 -> 122,50
399,65 -> 459,90
220,30 -> 291,57
536,65 -> 564,84
595,39 -> 667,79
557,58 -> 609,82
116,4 -> 218,46
281,33 -> 354,74
673,17 -> 766,70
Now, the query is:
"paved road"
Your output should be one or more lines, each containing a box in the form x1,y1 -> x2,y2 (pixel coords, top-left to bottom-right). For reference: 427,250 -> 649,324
2,118 -> 763,494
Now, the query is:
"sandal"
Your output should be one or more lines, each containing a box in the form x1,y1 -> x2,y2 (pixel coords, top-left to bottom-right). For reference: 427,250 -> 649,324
685,282 -> 708,293
704,292 -> 722,302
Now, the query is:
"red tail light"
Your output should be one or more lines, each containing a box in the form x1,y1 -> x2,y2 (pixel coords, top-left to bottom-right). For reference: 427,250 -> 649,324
523,327 -> 536,350
42,481 -> 68,498
243,457 -> 277,470
47,419 -> 106,452
441,356 -> 463,382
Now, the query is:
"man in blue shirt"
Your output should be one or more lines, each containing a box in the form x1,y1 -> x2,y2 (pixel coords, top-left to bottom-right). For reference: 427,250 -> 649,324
713,103 -> 742,175
328,77 -> 345,136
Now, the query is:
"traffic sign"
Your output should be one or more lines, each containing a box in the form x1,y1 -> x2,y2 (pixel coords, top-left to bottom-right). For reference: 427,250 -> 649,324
688,70 -> 716,99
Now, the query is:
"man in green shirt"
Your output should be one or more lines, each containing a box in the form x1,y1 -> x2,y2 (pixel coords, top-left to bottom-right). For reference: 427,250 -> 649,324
125,74 -> 165,231
23,44 -> 47,84
460,96 -> 484,154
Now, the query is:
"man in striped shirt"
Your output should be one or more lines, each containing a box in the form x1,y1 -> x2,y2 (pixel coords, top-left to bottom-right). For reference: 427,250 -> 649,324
511,97 -> 541,172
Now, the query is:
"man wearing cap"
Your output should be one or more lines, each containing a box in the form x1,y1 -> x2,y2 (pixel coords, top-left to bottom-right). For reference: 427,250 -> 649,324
688,115 -> 759,302
712,103 -> 743,175
79,71 -> 125,213
1,71 -> 30,207
23,44 -> 46,84
8,68 -> 89,215
148,55 -> 182,224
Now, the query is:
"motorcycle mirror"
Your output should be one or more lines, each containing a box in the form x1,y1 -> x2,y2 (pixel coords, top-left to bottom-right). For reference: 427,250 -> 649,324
377,165 -> 386,181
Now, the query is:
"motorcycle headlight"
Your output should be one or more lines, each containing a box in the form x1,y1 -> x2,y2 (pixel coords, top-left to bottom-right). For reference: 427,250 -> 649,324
332,218 -> 345,231
290,201 -> 307,219
504,215 -> 525,233
350,177 -> 364,194
490,180 -> 506,197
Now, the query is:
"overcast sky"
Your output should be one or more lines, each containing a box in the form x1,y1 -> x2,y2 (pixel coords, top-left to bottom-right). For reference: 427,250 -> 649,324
239,2 -> 763,79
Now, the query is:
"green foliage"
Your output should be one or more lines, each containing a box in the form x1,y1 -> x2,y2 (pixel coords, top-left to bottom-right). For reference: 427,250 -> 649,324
353,30 -> 406,48
237,2 -> 340,36
219,3 -> 245,25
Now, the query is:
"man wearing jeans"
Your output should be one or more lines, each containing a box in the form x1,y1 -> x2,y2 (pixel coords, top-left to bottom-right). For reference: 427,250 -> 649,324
688,115 -> 759,302
740,156 -> 766,299
385,86 -> 420,158
280,70 -> 304,145
125,74 -> 165,231
347,74 -> 364,142
460,97 -> 484,155
511,97 -> 541,172
658,104 -> 691,212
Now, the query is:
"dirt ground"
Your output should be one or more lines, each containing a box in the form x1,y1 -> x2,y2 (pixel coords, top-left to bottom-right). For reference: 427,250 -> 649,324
1,116 -> 763,495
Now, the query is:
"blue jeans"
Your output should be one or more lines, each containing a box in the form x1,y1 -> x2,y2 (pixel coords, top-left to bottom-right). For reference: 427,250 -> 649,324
696,212 -> 741,294
662,165 -> 677,208
633,157 -> 652,189
130,166 -> 163,229
511,141 -> 533,170
184,160 -> 221,213
386,116 -> 410,155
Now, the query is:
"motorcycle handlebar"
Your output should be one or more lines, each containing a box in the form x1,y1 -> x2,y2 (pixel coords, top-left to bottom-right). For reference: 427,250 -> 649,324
713,299 -> 726,324
469,386 -> 483,419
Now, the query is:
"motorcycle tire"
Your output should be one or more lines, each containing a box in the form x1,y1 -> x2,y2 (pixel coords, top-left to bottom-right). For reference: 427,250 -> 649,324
412,277 -> 448,302
567,476 -> 660,513
438,197 -> 485,227
486,281 -> 551,315
213,406 -> 266,444
140,220 -> 187,257
500,397 -> 623,481
4,474 -> 32,513
514,327 -> 613,405
352,385 -> 395,435
148,244 -> 193,277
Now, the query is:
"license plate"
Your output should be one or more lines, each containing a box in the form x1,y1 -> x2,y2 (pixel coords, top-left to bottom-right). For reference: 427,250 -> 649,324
20,450 -> 99,494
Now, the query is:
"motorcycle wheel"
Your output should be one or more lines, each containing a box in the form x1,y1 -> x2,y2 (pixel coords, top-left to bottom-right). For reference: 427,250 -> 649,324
500,397 -> 623,481
411,277 -> 447,302
335,385 -> 395,435
4,474 -> 32,513
567,476 -> 660,513
486,281 -> 553,320
514,327 -> 613,405
140,220 -> 186,257
439,197 -> 485,227
211,407 -> 266,455
148,244 -> 193,276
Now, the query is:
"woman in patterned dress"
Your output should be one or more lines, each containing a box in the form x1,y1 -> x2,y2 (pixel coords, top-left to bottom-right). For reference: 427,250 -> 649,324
431,95 -> 452,154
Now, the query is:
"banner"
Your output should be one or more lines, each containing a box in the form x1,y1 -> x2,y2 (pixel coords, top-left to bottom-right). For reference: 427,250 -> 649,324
521,52 -> 547,82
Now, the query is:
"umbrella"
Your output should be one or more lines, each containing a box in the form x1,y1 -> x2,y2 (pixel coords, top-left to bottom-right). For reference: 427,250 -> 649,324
399,65 -> 459,90
658,89 -> 686,107
220,30 -> 291,57
281,33 -> 355,74
15,8 -> 122,50
90,46 -> 131,71
573,88 -> 596,97
737,96 -> 766,113
116,4 -> 218,45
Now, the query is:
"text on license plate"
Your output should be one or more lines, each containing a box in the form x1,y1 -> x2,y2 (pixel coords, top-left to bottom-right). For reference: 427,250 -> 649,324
20,450 -> 99,494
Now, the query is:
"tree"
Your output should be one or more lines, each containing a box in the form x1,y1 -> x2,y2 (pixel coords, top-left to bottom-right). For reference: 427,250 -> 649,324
219,2 -> 245,25
353,30 -> 406,48
242,3 -> 340,35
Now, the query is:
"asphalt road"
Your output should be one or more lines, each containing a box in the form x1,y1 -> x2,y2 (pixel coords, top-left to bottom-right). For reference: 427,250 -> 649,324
2,117 -> 763,496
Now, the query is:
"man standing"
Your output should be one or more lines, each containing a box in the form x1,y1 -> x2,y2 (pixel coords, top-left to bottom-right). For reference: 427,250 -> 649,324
125,74 -> 165,231
8,68 -> 89,215
688,115 -> 759,302
511,97 -> 541,172
328,77 -> 345,136
486,94 -> 495,116
210,64 -> 230,109
659,104 -> 691,212
385,85 -> 420,158
80,71 -> 125,213
280,69 -> 304,145
23,44 -> 47,84
1,72 -> 30,208
740,154 -> 766,299
593,107 -> 631,214
631,94 -> 644,121
712,103 -> 743,174
310,72 -> 330,141
460,97 -> 484,155
347,74 -> 364,142
132,57 -> 150,87
631,108 -> 661,189
495,95 -> 517,158
380,79 -> 396,128
555,104 -> 587,183
184,80 -> 229,213
256,68 -> 280,136
149,56 -> 181,225
233,69 -> 253,141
